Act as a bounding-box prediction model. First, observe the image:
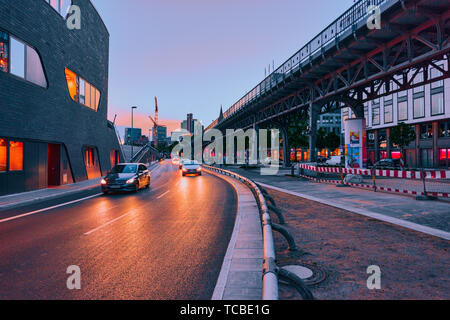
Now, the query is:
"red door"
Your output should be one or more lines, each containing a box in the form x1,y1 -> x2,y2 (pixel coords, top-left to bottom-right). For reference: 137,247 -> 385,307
48,144 -> 61,187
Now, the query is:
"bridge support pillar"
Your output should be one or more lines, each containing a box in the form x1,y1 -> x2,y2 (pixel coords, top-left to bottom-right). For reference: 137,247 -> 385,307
281,126 -> 290,167
308,103 -> 320,162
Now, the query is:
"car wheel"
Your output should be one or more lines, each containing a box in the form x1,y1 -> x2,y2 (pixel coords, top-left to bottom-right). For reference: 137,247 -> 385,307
102,191 -> 109,195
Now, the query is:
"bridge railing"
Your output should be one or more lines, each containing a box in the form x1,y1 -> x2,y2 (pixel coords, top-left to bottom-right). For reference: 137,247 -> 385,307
213,0 -> 394,127
202,165 -> 279,300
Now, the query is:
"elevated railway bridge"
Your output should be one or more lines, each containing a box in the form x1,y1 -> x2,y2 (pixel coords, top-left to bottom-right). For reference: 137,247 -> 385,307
206,0 -> 450,165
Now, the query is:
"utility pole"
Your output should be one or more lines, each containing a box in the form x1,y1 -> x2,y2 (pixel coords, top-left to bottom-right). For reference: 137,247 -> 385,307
131,106 -> 137,161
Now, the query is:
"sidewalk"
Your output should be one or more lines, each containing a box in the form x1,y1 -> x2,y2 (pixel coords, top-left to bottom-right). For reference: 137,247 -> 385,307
0,178 -> 102,210
224,166 -> 450,237
0,162 -> 159,211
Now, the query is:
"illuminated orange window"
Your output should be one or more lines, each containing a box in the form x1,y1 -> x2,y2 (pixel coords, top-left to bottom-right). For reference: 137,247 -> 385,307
65,68 -> 78,101
9,141 -> 23,171
0,139 -> 7,171
85,147 -> 95,168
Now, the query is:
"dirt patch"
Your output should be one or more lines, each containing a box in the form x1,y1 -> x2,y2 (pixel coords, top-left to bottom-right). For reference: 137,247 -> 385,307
266,188 -> 450,300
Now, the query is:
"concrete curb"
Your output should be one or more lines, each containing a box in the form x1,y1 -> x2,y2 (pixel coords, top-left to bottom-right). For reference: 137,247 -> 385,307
206,169 -> 264,300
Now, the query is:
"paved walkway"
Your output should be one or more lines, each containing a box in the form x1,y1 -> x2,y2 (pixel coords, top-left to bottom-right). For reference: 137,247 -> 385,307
224,166 -> 450,237
206,168 -> 263,300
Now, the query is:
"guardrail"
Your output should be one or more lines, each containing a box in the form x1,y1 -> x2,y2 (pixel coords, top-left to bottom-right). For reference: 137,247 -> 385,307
202,165 -> 279,300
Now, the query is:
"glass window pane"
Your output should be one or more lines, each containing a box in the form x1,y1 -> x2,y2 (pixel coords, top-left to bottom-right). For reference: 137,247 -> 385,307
26,46 -> 47,87
10,37 -> 25,78
0,31 -> 8,73
372,107 -> 380,125
431,92 -> 444,116
50,0 -> 59,11
95,88 -> 100,111
384,104 -> 393,123
0,138 -> 7,172
61,0 -> 72,17
9,141 -> 23,171
79,78 -> 85,105
398,101 -> 408,121
85,82 -> 91,108
90,84 -> 96,110
65,68 -> 78,101
413,97 -> 425,118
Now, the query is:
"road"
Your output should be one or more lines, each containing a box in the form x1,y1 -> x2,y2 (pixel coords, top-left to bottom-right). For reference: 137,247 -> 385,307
0,161 -> 237,300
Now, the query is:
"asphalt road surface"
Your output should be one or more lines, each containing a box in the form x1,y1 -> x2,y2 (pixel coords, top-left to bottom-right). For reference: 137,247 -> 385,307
0,161 -> 237,300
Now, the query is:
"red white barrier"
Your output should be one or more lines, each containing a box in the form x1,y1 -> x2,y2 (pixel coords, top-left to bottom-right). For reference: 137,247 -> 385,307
298,164 -> 450,180
297,164 -> 450,198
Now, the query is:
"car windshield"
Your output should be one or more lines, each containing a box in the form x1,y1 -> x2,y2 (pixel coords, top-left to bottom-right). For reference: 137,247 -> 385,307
110,164 -> 138,174
184,161 -> 199,166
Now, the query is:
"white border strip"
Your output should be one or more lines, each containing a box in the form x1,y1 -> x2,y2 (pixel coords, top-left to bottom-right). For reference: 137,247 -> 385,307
256,182 -> 450,241
0,193 -> 102,224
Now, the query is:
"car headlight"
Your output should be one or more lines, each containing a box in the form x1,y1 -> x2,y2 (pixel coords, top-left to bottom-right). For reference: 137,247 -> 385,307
182,168 -> 187,172
196,167 -> 202,171
126,178 -> 136,184
101,179 -> 107,185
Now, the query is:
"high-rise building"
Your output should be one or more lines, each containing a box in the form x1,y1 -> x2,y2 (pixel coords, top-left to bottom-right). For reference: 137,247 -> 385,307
125,128 -> 142,145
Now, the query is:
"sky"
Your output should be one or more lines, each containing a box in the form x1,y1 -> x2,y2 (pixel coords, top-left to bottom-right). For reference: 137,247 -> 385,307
91,0 -> 355,136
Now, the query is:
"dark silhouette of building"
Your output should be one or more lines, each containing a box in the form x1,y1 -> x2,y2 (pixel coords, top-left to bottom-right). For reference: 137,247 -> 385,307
0,0 -> 123,195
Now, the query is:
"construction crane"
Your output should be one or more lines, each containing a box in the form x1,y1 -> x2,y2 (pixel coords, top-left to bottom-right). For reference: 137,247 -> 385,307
148,96 -> 159,149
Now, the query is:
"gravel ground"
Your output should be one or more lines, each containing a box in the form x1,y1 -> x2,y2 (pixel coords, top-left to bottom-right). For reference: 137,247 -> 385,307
265,188 -> 450,300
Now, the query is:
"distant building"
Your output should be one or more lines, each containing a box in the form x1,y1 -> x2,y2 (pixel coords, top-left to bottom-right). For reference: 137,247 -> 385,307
181,113 -> 201,134
317,110 -> 341,135
152,126 -> 168,146
125,128 -> 142,145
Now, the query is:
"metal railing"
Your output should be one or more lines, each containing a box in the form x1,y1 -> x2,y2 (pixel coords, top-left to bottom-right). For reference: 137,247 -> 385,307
202,165 -> 279,300
206,0 -> 396,131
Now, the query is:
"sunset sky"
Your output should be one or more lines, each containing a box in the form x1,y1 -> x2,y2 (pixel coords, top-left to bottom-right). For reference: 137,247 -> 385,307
92,0 -> 355,136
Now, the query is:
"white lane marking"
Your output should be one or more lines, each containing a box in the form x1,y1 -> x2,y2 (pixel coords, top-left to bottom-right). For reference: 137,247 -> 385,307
0,193 -> 102,224
84,209 -> 136,236
157,191 -> 170,199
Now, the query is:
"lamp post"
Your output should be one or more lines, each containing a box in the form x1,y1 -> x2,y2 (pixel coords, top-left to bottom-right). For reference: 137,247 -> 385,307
131,106 -> 137,161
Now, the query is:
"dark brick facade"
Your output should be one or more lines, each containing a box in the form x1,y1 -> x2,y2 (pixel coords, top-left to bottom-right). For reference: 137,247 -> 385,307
0,0 -> 123,195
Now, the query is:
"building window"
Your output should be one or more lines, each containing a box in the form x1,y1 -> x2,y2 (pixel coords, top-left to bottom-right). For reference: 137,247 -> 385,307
384,103 -> 393,124
44,0 -> 72,17
439,120 -> 450,138
85,147 -> 95,168
0,31 -> 47,87
10,37 -> 25,78
431,91 -> 444,116
0,138 -> 7,172
430,65 -> 444,89
398,100 -> 408,121
65,68 -> 101,111
372,104 -> 380,125
420,123 -> 433,140
0,31 -> 8,73
413,96 -> 425,118
439,148 -> 450,167
9,141 -> 23,171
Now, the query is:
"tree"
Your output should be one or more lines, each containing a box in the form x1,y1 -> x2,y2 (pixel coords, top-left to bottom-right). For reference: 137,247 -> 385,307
288,117 -> 309,148
324,131 -> 341,151
389,122 -> 416,165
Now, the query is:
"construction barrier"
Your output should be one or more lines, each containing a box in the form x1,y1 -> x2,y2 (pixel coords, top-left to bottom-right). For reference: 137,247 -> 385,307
297,164 -> 450,199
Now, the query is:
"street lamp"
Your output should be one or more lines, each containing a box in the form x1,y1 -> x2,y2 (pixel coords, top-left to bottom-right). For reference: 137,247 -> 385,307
131,106 -> 137,161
